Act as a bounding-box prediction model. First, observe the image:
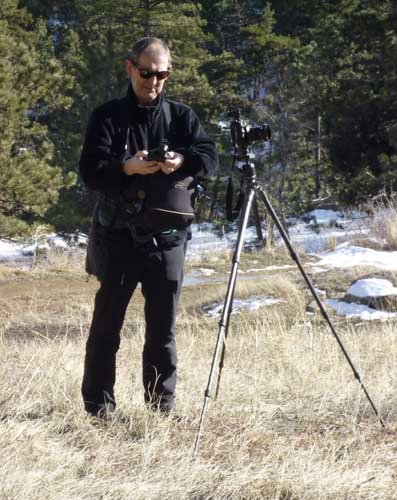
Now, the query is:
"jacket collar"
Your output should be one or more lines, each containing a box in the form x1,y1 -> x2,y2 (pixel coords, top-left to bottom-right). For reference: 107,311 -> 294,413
126,84 -> 164,124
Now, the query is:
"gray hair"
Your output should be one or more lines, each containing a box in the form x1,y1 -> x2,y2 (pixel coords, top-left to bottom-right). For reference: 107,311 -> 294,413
127,37 -> 171,66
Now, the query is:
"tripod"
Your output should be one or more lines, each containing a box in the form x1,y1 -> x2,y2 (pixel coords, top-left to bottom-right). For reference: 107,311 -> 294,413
193,158 -> 384,456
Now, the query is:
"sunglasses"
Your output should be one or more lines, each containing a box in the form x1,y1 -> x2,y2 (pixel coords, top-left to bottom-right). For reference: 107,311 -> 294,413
131,61 -> 170,80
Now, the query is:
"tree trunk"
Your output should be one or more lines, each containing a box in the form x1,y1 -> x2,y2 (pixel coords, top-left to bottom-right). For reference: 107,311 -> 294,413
143,0 -> 150,35
314,112 -> 321,198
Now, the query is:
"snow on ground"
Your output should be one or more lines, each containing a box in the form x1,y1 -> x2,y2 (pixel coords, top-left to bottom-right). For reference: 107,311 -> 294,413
186,224 -> 230,259
0,210 -> 369,263
0,240 -> 30,261
0,210 -> 391,275
2,209 -> 397,322
203,296 -> 285,317
0,208 -> 389,276
287,211 -> 368,253
0,233 -> 87,262
323,278 -> 397,321
306,209 -> 345,225
288,226 -> 364,253
325,299 -> 397,321
316,245 -> 397,271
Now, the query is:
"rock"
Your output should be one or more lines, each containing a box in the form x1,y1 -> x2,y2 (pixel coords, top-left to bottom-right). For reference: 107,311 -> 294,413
306,301 -> 316,314
343,278 -> 397,311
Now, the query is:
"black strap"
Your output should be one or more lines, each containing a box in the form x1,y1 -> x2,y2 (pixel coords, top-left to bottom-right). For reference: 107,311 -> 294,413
162,100 -> 172,131
226,176 -> 243,221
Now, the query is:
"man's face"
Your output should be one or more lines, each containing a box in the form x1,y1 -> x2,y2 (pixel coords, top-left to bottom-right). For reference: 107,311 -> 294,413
125,48 -> 170,105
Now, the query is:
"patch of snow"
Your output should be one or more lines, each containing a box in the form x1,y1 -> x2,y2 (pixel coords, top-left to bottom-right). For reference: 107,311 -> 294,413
0,209 -> 391,278
186,224 -> 230,259
47,235 -> 69,249
347,279 -> 397,298
326,299 -> 397,321
0,240 -> 29,260
287,223 -> 367,254
224,224 -> 258,244
20,243 -> 37,256
203,295 -> 285,317
0,233 -> 88,263
317,245 -> 397,271
218,121 -> 230,129
76,233 -> 88,245
306,209 -> 344,225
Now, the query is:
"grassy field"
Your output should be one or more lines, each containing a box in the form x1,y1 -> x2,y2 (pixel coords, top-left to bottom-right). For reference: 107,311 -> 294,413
1,252 -> 397,500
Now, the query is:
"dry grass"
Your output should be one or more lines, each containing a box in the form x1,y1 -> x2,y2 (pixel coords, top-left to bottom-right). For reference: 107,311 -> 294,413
186,244 -> 307,276
385,214 -> 397,250
365,193 -> 397,250
326,234 -> 338,252
1,260 -> 397,499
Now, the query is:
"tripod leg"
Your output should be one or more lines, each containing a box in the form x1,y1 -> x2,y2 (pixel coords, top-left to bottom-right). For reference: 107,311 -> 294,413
194,187 -> 256,456
215,273 -> 236,400
256,186 -> 384,427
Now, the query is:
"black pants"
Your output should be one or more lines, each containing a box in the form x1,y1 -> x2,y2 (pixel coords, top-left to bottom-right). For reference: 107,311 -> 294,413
82,228 -> 186,414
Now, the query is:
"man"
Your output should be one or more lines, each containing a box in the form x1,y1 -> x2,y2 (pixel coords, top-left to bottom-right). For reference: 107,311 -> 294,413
79,37 -> 218,418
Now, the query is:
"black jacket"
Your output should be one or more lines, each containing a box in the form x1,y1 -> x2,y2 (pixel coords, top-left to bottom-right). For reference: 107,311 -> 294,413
80,85 -> 218,198
81,86 -> 218,278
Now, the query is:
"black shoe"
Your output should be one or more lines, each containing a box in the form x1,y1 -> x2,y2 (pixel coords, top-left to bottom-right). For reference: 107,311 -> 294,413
145,399 -> 175,415
86,391 -> 116,421
97,401 -> 116,420
87,401 -> 116,421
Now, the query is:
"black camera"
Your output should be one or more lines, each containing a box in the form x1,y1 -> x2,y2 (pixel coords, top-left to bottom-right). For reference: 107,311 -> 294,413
146,141 -> 169,162
230,110 -> 271,159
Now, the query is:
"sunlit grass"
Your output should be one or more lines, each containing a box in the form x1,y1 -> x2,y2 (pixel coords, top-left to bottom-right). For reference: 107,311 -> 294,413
1,257 -> 397,499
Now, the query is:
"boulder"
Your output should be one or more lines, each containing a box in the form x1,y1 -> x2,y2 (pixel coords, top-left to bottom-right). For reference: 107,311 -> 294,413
343,278 -> 397,311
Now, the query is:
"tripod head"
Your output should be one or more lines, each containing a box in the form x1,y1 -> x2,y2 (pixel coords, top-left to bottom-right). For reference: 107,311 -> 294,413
230,109 -> 271,163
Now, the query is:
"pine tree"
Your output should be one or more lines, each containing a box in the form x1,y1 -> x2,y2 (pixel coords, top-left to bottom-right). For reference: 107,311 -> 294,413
304,0 -> 397,202
0,0 -> 76,237
252,0 -> 397,205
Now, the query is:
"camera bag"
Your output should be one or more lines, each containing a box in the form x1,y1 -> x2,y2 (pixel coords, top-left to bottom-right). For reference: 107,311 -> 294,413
85,206 -> 115,281
141,169 -> 196,231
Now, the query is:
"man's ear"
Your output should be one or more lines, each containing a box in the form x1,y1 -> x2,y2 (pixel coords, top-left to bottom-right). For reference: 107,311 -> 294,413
124,58 -> 133,77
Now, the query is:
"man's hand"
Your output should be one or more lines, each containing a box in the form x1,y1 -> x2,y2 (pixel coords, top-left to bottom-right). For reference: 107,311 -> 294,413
123,150 -> 161,176
159,151 -> 184,175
